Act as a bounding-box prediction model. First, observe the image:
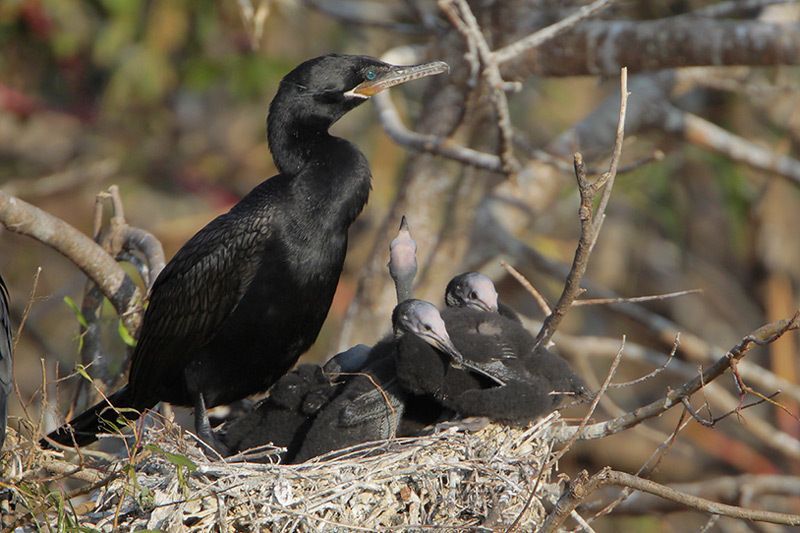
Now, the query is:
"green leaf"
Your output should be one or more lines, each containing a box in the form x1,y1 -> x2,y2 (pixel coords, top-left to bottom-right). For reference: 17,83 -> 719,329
145,444 -> 198,472
63,296 -> 89,328
118,319 -> 137,347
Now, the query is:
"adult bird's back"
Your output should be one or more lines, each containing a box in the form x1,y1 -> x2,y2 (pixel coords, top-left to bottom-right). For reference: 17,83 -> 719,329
44,54 -> 448,448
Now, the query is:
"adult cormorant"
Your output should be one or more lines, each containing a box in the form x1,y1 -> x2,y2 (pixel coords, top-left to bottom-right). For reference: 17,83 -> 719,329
0,274 -> 12,450
44,54 -> 449,448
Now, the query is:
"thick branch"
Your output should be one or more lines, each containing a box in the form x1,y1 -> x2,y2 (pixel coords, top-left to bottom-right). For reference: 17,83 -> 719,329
0,190 -> 142,335
507,18 -> 800,77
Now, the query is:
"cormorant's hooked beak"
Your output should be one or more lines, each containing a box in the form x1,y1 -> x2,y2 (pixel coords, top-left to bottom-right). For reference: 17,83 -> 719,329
344,61 -> 450,99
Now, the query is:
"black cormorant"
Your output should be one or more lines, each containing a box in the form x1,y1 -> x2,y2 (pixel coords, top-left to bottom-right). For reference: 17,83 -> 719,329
0,274 -> 12,450
44,54 -> 449,448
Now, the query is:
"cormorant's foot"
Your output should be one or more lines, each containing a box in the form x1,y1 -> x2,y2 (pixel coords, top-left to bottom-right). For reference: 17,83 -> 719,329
195,426 -> 230,459
193,393 -> 230,459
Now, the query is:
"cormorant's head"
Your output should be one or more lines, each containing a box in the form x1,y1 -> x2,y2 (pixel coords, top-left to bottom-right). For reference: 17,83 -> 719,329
392,299 -> 463,362
445,272 -> 499,313
273,54 -> 449,128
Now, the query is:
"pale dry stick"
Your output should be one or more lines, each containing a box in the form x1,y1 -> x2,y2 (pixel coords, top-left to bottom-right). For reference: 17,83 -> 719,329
534,67 -> 628,351
573,288 -> 703,307
541,468 -> 800,532
501,260 -> 551,315
508,337 -> 626,531
372,91 -> 503,172
664,104 -> 800,186
556,332 -> 800,458
10,268 -> 41,424
441,0 -> 520,174
493,0 -> 617,64
552,313 -> 800,444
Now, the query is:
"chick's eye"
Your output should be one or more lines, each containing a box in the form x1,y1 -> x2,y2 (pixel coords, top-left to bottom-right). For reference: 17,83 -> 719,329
470,291 -> 478,299
365,69 -> 377,81
424,324 -> 433,332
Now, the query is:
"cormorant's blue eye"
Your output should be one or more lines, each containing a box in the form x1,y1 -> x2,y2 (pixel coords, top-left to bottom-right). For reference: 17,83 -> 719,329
365,69 -> 377,81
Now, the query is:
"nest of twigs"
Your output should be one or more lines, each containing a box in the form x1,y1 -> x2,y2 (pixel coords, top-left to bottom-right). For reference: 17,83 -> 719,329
2,413 -> 561,531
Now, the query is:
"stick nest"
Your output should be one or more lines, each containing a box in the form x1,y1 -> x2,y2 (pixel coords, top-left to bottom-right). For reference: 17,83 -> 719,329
3,414 -> 560,531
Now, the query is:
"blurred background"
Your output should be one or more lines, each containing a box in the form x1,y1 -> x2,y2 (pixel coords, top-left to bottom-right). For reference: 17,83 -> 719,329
1,1 -> 800,530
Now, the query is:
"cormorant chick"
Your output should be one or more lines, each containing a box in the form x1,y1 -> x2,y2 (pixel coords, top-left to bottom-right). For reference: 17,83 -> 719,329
220,364 -> 341,462
0,274 -> 12,450
445,271 -> 521,323
394,304 -> 556,424
293,300 -> 459,462
44,55 -> 448,450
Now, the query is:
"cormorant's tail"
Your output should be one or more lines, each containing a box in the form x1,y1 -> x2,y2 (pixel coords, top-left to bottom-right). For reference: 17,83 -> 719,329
41,386 -> 142,448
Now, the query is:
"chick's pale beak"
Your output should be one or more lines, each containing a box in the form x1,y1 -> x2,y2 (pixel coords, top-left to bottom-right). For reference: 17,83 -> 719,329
345,61 -> 450,99
430,334 -> 463,363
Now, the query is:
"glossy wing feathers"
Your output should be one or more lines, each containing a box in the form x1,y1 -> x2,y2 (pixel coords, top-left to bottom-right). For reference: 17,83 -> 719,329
127,210 -> 271,403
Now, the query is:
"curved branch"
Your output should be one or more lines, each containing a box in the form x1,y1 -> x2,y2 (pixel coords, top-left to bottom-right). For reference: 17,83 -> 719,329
0,190 -> 142,335
542,468 -> 800,531
553,313 -> 800,445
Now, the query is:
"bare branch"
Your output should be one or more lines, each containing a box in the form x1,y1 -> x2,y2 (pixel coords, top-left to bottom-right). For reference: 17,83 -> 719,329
573,289 -> 702,307
508,18 -> 800,77
372,91 -> 503,172
605,474 -> 800,515
441,0 -> 520,174
501,260 -> 551,315
534,67 -> 628,349
665,104 -> 800,187
553,313 -> 800,444
0,190 -> 142,335
608,334 -> 679,388
543,468 -> 800,531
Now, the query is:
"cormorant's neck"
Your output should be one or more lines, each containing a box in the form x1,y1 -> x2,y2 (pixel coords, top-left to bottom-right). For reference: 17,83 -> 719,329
267,111 -> 331,175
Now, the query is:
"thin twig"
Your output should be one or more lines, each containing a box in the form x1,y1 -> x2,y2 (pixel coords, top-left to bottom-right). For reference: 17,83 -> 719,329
573,288 -> 702,307
553,312 -> 800,444
534,67 -> 628,350
608,334 -> 679,388
500,260 -> 551,315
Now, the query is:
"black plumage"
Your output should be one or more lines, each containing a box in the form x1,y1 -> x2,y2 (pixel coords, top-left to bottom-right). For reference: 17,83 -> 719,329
394,289 -> 589,424
44,54 -> 448,448
0,274 -> 12,450
293,343 -> 405,463
293,300 -> 460,462
220,364 -> 341,462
